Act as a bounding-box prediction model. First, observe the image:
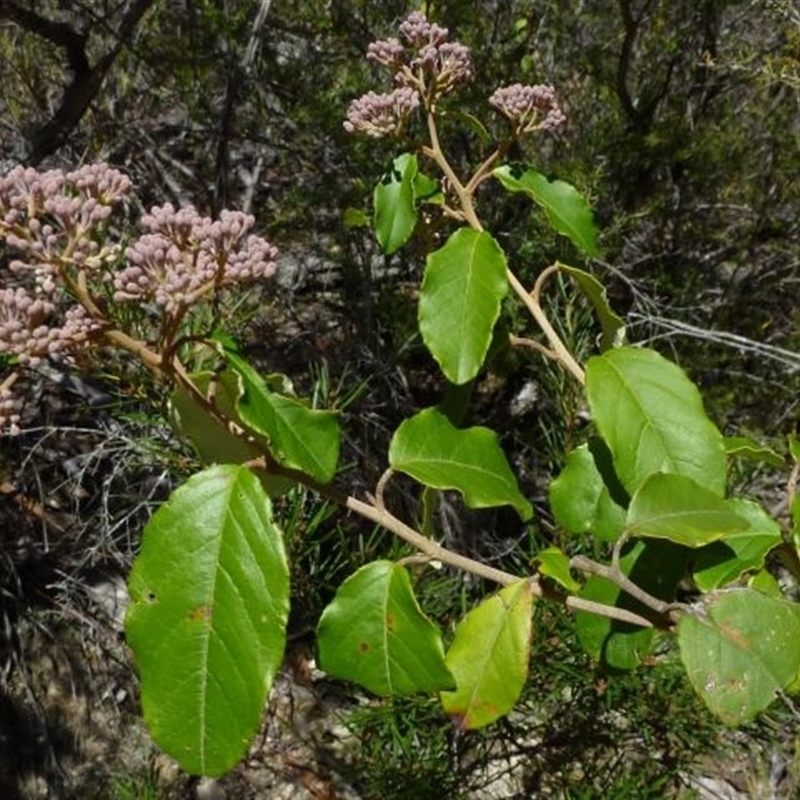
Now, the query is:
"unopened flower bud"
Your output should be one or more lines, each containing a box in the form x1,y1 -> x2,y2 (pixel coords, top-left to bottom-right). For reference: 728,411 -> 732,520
343,87 -> 421,138
367,38 -> 405,68
489,83 -> 566,133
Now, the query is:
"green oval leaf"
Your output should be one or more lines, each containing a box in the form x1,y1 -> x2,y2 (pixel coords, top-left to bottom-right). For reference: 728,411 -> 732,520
492,164 -> 599,257
374,152 -> 418,254
389,408 -> 532,521
679,589 -> 800,725
418,228 -> 508,385
627,473 -> 749,548
549,443 -> 627,542
441,579 -> 535,729
316,561 -> 454,696
586,347 -> 727,496
216,338 -> 340,484
692,499 -> 782,591
125,465 -> 290,777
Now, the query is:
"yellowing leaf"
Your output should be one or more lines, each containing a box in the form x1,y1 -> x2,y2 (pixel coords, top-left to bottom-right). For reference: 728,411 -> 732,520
441,580 -> 534,729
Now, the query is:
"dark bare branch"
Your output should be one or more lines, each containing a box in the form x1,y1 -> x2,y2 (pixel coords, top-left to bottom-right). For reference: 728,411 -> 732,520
1,0 -> 156,165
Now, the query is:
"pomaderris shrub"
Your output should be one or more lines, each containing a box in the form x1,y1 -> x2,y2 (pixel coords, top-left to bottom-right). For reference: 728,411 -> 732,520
0,10 -> 795,785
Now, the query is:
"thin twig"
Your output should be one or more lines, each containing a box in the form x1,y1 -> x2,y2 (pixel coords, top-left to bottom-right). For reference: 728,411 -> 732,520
571,554 -> 672,616
509,334 -> 559,360
507,269 -> 586,384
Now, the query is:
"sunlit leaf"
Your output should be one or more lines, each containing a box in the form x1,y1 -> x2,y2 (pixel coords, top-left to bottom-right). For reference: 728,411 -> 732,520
126,465 -> 289,777
317,561 -> 454,696
536,546 -> 581,593
679,589 -> 800,724
692,499 -> 782,591
389,407 -> 533,520
441,580 -> 534,729
626,473 -> 748,548
586,347 -> 727,496
418,228 -> 508,385
493,164 -> 599,256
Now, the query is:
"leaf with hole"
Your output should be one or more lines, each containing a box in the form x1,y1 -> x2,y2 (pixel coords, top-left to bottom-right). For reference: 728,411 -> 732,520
316,561 -> 454,696
586,347 -> 727,496
679,588 -> 800,724
125,465 -> 289,777
374,152 -> 418,254
418,228 -> 508,385
493,165 -> 599,256
626,473 -> 749,548
389,407 -> 532,520
441,579 -> 534,729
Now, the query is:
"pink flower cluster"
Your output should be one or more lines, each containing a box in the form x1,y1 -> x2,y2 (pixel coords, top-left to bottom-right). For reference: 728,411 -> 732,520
489,83 -> 566,133
344,11 -> 473,138
0,288 -> 96,367
344,87 -> 421,138
0,163 -> 132,279
346,13 -> 565,141
0,162 -> 279,435
0,163 -> 128,383
113,204 -> 278,315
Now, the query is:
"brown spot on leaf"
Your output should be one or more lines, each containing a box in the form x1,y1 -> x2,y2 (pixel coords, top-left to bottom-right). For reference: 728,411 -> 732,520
188,605 -> 213,622
718,620 -> 752,650
358,641 -> 371,654
386,611 -> 396,631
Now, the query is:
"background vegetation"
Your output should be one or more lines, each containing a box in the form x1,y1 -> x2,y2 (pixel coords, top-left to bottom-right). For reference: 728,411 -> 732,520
1,1 -> 799,797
